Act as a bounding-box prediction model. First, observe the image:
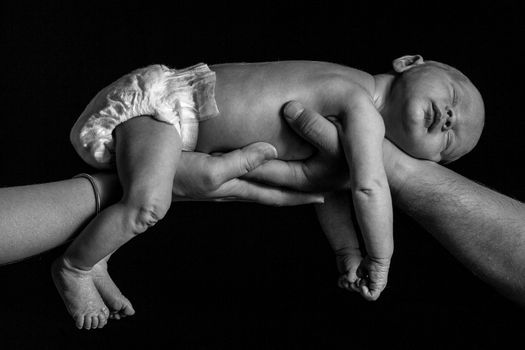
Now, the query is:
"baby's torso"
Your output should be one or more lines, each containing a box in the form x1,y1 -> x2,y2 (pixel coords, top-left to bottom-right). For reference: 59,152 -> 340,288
195,61 -> 375,160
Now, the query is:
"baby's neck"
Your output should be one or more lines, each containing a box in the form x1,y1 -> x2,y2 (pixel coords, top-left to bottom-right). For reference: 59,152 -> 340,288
372,73 -> 396,114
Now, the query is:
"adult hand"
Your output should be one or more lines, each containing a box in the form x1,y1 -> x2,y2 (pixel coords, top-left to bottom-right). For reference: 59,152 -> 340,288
171,101 -> 408,204
243,101 -> 348,191
244,101 -> 411,193
172,142 -> 324,206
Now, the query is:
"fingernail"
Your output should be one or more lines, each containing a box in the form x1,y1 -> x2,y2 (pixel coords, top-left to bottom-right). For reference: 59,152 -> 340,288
283,101 -> 304,120
263,145 -> 278,159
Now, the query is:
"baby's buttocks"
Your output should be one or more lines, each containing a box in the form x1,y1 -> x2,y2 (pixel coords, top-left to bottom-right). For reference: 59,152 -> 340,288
69,63 -> 220,169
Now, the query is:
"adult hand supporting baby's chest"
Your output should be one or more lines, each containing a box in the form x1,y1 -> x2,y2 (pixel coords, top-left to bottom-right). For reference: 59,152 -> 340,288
242,101 -> 409,193
170,100 -> 408,203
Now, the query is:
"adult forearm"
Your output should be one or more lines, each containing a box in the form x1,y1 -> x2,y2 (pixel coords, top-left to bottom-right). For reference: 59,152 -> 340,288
0,173 -> 120,265
0,142 -> 319,266
389,156 -> 525,306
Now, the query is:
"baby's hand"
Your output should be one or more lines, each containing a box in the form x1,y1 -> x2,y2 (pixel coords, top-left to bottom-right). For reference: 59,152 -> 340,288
334,247 -> 363,292
355,256 -> 391,301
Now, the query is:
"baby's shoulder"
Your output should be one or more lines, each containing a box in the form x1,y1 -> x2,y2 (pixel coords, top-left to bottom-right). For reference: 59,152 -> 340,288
303,61 -> 375,98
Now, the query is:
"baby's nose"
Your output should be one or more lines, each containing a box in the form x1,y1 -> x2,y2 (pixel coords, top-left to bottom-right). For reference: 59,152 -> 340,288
442,107 -> 455,130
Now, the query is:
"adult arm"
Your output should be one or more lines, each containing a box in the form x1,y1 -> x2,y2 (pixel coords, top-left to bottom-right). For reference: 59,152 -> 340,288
387,150 -> 525,307
0,142 -> 322,265
254,101 -> 525,307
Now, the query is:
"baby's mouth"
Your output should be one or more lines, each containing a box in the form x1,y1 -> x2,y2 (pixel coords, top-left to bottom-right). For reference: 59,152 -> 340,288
427,103 -> 445,132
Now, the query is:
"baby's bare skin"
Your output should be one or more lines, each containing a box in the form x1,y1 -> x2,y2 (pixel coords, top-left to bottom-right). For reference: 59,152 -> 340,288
197,61 -> 375,159
55,57 -> 484,328
51,254 -> 135,329
197,59 -> 483,300
200,61 -> 390,299
54,61 -> 383,328
51,258 -> 109,329
91,256 -> 135,321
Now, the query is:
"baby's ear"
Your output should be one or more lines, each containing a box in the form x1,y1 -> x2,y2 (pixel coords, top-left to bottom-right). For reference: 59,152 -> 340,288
392,55 -> 424,73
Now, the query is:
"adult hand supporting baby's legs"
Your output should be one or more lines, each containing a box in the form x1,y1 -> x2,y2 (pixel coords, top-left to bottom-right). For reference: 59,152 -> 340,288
0,140 -> 320,267
172,142 -> 324,205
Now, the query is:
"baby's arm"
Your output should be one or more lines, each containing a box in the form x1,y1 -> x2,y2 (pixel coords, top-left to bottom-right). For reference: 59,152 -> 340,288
331,88 -> 393,300
315,191 -> 363,292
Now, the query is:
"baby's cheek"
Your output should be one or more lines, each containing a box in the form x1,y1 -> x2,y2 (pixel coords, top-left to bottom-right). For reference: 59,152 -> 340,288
388,129 -> 422,159
408,137 -> 442,161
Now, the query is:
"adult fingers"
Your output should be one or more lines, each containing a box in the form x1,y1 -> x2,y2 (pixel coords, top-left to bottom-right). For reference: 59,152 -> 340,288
282,101 -> 340,156
214,179 -> 324,206
175,178 -> 324,206
242,159 -> 314,190
208,142 -> 278,185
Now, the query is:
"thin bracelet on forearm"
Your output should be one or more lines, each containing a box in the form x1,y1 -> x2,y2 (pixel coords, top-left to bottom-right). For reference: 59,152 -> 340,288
72,173 -> 101,216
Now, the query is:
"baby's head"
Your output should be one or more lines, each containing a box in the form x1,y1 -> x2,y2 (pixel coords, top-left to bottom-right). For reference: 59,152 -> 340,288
381,55 -> 485,163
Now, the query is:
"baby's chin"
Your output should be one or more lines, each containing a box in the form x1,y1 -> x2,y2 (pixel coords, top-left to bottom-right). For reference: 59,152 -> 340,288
408,151 -> 439,162
401,142 -> 440,162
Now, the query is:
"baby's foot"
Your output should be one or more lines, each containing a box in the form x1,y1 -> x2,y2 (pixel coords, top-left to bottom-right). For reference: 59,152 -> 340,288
356,256 -> 391,301
92,259 -> 135,320
51,257 -> 109,329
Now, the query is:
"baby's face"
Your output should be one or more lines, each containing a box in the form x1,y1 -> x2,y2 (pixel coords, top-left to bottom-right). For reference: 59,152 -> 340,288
383,63 -> 484,163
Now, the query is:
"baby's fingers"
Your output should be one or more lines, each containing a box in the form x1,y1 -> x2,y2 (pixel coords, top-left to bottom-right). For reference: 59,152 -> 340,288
338,273 -> 362,293
360,284 -> 381,301
350,280 -> 361,293
338,275 -> 354,291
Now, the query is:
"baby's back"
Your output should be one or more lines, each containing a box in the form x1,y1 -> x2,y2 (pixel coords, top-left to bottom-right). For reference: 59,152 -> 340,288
196,61 -> 374,160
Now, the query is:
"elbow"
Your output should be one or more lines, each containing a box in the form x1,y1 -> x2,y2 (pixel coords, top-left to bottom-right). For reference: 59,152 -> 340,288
354,186 -> 378,197
352,179 -> 388,198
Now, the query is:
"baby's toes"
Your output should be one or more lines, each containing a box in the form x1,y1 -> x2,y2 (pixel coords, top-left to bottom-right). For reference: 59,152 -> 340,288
74,315 -> 85,330
83,315 -> 93,330
113,298 -> 135,318
122,301 -> 136,317
97,314 -> 107,328
91,315 -> 100,329
120,305 -> 135,318
101,306 -> 110,319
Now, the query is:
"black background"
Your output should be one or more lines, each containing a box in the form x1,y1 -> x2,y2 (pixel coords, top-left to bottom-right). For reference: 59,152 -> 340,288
1,2 -> 524,349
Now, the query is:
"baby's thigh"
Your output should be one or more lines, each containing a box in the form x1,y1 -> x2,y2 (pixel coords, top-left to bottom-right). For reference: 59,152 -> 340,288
114,116 -> 182,197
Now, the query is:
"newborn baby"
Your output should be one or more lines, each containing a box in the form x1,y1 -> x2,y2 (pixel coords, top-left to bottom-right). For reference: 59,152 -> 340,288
55,55 -> 484,329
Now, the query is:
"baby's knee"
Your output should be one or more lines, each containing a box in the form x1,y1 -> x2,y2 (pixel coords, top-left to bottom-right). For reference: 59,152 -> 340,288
123,193 -> 171,235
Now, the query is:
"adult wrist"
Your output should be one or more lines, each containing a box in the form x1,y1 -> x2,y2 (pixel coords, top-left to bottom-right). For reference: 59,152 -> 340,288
90,172 -> 121,209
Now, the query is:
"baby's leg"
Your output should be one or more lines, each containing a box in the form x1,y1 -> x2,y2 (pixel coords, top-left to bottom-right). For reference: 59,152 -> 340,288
92,253 -> 135,320
52,116 -> 181,329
